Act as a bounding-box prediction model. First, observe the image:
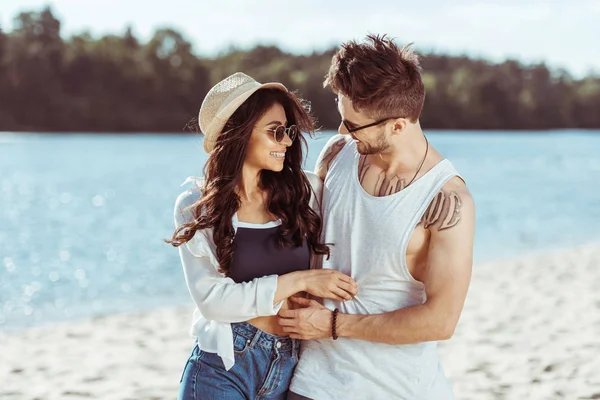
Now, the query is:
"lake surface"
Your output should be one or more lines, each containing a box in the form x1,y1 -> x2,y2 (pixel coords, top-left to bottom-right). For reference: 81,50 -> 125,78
1,130 -> 599,330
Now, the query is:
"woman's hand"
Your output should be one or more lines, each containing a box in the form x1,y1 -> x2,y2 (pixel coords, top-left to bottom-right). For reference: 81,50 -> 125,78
276,270 -> 357,304
300,269 -> 357,301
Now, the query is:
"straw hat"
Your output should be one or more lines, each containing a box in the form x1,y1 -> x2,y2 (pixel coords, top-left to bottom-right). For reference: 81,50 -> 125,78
199,72 -> 288,153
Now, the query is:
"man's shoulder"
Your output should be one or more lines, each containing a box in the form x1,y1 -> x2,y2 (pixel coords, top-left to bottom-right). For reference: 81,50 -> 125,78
440,177 -> 474,207
315,134 -> 352,180
423,176 -> 475,233
326,134 -> 352,152
440,174 -> 469,192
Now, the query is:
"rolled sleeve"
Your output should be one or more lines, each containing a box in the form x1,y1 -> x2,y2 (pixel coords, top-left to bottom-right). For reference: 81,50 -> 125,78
174,187 -> 282,323
256,274 -> 284,315
180,244 -> 282,322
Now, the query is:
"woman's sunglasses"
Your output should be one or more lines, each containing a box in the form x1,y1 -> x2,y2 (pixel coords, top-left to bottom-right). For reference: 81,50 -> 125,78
267,125 -> 298,143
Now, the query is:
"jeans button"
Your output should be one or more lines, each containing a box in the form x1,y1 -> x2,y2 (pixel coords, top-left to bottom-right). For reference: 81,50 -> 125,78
276,341 -> 281,349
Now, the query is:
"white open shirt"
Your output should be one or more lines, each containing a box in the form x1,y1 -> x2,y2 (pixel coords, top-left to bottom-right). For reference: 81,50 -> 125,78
174,171 -> 323,370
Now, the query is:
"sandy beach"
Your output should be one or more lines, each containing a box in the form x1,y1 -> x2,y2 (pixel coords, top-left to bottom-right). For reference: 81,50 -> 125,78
1,243 -> 599,400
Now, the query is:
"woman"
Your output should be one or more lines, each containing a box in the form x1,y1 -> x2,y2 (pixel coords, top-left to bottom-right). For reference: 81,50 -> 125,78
168,72 -> 357,399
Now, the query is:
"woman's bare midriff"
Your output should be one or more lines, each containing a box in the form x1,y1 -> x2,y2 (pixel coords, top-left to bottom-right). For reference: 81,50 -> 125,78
246,315 -> 288,336
246,296 -> 300,337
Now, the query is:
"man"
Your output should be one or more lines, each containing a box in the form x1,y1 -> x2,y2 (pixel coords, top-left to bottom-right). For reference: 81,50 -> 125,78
279,34 -> 475,399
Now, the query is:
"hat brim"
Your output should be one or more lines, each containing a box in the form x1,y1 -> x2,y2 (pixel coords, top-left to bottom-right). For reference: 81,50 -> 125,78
202,82 -> 288,153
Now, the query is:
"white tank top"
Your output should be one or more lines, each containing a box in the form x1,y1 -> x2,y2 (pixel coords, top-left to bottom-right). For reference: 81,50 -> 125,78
290,139 -> 461,400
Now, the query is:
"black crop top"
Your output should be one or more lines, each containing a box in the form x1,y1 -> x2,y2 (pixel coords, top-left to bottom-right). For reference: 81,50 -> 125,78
228,223 -> 310,284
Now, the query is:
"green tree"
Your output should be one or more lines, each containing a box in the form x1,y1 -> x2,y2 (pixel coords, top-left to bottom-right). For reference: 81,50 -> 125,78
0,6 -> 599,133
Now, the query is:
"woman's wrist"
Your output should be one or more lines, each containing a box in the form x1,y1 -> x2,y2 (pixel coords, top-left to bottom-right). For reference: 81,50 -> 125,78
282,270 -> 309,294
276,272 -> 308,303
296,270 -> 312,293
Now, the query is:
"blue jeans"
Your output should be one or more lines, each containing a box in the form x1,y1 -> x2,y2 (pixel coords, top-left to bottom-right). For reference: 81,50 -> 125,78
178,322 -> 300,400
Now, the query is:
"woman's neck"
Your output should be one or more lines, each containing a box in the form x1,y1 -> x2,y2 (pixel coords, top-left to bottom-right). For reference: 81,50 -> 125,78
236,165 -> 277,223
238,165 -> 263,203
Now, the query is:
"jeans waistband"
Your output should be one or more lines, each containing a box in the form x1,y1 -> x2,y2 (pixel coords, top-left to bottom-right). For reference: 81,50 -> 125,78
232,322 -> 299,353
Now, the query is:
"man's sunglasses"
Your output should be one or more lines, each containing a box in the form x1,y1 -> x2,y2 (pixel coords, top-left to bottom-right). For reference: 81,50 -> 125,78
343,117 -> 403,134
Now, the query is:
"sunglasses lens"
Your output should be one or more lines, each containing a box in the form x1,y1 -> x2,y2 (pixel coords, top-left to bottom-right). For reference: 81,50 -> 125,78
288,125 -> 298,141
275,125 -> 286,142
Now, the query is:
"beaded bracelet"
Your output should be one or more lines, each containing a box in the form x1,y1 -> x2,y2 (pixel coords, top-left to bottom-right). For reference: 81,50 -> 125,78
332,308 -> 339,340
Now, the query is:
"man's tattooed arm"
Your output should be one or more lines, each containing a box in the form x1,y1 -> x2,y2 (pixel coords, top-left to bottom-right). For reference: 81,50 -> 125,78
420,190 -> 463,231
315,135 -> 348,180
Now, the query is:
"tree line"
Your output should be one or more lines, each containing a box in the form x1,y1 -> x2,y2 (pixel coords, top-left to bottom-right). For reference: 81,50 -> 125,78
1,7 -> 599,133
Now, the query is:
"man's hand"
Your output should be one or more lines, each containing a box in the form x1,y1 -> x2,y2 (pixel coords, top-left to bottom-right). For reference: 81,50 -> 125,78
278,297 -> 333,340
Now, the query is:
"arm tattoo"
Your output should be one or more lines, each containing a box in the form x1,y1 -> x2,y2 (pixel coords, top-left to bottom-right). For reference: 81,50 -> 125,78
420,190 -> 462,231
315,137 -> 346,177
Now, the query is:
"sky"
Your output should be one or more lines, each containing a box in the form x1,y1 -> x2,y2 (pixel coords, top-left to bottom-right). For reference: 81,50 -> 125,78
2,0 -> 600,77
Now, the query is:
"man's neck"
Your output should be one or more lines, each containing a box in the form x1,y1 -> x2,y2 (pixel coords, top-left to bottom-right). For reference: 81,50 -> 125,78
375,128 -> 428,176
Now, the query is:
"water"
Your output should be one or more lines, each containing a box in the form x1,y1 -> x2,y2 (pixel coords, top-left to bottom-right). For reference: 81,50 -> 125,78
1,130 -> 599,331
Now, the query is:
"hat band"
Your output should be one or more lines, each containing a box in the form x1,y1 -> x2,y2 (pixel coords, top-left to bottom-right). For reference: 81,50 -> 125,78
216,81 -> 262,115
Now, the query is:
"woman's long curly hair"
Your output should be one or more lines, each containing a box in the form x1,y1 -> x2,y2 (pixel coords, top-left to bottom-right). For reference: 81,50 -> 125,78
167,88 -> 330,275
